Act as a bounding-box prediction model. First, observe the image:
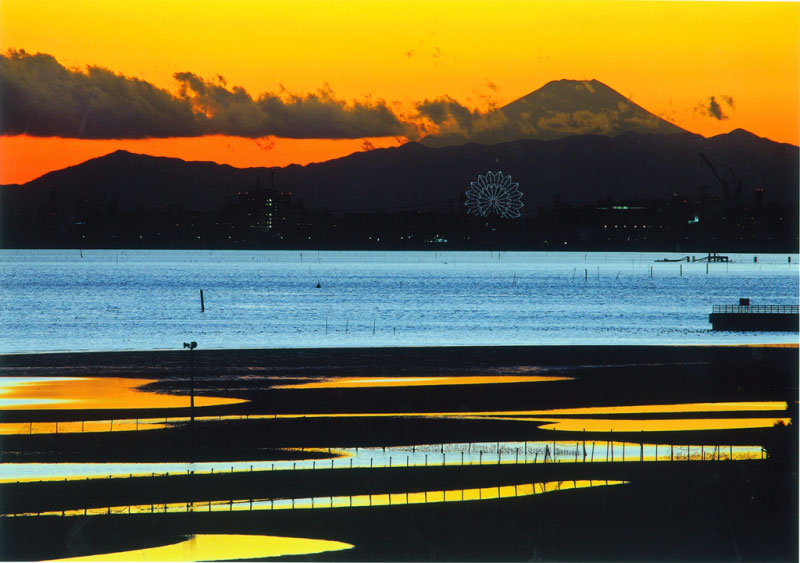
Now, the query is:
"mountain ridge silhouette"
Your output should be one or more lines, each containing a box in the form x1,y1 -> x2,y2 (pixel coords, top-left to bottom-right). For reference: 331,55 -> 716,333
3,129 -> 796,221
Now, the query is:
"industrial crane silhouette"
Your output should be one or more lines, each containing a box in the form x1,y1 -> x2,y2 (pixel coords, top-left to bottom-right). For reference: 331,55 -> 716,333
695,153 -> 745,262
699,153 -> 743,203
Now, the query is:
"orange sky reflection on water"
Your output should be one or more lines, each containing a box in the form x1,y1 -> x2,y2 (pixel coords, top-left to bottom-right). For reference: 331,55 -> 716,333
0,377 -> 244,410
273,374 -> 571,389
481,416 -> 792,433
269,401 -> 789,432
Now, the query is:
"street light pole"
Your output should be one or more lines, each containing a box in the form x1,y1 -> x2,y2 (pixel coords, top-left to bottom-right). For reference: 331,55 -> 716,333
183,341 -> 197,424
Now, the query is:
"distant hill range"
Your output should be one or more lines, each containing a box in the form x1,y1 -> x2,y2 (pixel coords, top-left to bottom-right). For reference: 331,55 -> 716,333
1,78 -> 797,250
420,79 -> 689,147
3,129 -> 797,218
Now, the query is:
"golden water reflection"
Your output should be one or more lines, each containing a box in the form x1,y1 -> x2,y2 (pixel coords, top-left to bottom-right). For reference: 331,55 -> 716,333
477,416 -> 792,432
0,377 -> 244,411
473,401 -> 789,416
14,479 -> 627,518
48,534 -> 353,561
1,400 -> 787,436
273,375 -> 571,389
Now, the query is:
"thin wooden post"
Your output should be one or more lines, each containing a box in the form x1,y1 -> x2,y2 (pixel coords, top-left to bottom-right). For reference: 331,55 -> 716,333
200,289 -> 205,312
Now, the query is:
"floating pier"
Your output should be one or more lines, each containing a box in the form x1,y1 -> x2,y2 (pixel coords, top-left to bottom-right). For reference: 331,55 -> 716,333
702,252 -> 730,263
709,299 -> 799,331
656,253 -> 730,263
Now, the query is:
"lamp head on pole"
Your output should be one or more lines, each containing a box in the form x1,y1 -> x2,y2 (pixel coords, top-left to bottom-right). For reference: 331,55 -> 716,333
183,341 -> 197,350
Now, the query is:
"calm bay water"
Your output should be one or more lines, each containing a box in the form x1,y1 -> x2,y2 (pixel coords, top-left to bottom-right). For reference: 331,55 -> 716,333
0,250 -> 797,353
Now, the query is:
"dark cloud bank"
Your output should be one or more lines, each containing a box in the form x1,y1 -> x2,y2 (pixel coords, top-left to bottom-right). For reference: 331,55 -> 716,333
0,50 -> 408,139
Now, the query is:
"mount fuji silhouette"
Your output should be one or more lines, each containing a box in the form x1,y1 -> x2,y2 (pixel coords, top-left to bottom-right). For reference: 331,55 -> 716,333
421,79 -> 687,147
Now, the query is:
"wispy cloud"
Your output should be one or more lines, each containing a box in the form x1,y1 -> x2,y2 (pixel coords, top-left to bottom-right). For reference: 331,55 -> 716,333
415,96 -> 483,134
696,95 -> 735,121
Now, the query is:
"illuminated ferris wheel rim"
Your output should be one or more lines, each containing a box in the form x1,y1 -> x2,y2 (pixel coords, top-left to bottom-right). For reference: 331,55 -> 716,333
464,170 -> 524,219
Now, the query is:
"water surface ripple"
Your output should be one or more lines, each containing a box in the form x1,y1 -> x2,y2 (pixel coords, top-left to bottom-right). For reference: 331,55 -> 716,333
1,250 -> 797,353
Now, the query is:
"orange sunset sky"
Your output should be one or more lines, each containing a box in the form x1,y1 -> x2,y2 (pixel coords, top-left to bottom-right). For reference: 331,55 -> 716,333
1,0 -> 798,185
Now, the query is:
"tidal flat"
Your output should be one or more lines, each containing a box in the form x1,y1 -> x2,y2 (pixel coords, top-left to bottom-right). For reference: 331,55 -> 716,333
0,345 -> 796,561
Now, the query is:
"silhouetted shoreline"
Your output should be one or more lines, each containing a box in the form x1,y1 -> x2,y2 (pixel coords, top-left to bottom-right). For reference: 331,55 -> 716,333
0,344 -> 796,561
